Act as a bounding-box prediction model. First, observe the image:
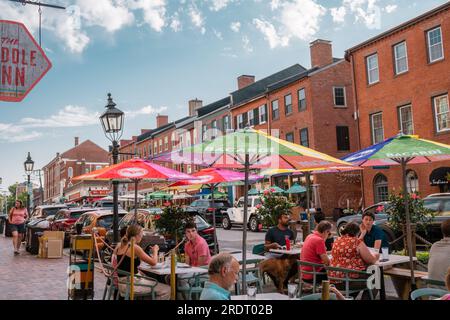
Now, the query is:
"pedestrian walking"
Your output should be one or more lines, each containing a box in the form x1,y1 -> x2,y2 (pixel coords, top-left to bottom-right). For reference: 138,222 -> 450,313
8,200 -> 28,255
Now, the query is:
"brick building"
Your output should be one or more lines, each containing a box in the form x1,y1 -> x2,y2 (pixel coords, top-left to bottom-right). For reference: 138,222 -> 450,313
43,138 -> 110,204
346,2 -> 450,205
229,40 -> 362,214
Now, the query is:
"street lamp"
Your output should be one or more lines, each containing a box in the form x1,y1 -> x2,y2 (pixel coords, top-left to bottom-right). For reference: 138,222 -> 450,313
24,152 -> 34,215
100,93 -> 124,244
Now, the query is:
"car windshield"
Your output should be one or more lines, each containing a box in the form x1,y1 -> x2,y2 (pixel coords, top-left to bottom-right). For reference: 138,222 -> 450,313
424,199 -> 441,212
43,207 -> 64,217
212,201 -> 231,207
70,211 -> 86,219
195,215 -> 210,229
98,214 -> 126,229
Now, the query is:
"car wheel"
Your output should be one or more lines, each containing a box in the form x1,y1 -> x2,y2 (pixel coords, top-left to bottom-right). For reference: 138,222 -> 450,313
222,216 -> 232,230
337,222 -> 347,236
249,216 -> 259,232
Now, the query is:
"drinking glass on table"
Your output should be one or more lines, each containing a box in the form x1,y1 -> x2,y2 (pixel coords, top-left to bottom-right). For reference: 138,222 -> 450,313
288,283 -> 298,300
247,285 -> 257,299
381,247 -> 389,262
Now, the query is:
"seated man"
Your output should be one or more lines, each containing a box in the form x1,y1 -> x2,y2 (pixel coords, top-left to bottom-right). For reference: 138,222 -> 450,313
313,209 -> 334,250
428,219 -> 450,289
300,221 -> 332,284
359,211 -> 389,251
184,222 -> 212,267
200,253 -> 240,300
260,213 -> 296,292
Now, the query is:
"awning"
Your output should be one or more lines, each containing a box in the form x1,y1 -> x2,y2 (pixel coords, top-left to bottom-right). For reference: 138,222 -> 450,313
429,167 -> 450,185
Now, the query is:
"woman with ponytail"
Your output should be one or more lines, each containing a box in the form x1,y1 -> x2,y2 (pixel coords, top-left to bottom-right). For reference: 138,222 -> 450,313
113,224 -> 170,299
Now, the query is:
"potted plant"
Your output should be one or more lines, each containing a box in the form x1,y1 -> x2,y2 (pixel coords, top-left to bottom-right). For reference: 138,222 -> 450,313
256,189 -> 294,228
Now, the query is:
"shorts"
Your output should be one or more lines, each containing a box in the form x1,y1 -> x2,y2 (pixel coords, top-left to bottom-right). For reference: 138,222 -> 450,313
9,223 -> 25,234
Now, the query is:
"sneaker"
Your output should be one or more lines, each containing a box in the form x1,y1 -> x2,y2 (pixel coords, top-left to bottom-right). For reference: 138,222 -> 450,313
14,251 -> 19,255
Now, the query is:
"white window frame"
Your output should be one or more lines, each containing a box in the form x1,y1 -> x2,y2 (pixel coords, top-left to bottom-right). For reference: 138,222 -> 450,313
427,26 -> 444,63
285,94 -> 293,115
154,142 -> 158,154
434,94 -> 450,132
211,120 -> 218,139
333,86 -> 346,107
67,167 -> 73,178
272,100 -> 279,120
399,104 -> 414,135
159,139 -> 162,153
164,136 -> 169,150
366,53 -> 379,85
371,112 -> 384,144
298,88 -> 306,111
237,114 -> 244,129
259,105 -> 267,124
394,41 -> 409,75
247,110 -> 254,126
202,124 -> 208,141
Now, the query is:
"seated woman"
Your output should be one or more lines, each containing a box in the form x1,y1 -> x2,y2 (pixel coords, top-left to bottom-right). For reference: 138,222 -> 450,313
438,267 -> 450,300
329,222 -> 379,299
114,224 -> 171,300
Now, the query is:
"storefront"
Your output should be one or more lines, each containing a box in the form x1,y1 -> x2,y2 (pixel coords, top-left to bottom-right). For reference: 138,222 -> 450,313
429,167 -> 450,193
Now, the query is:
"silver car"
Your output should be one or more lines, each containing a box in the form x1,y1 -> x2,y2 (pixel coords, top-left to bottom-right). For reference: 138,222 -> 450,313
336,202 -> 390,236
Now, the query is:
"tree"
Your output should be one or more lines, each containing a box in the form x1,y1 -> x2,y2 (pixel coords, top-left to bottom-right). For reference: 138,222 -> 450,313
256,189 -> 294,228
6,183 -> 27,213
155,205 -> 194,247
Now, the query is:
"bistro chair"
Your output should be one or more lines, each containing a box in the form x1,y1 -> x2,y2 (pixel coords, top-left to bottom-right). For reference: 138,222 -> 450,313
410,288 -> 449,300
236,259 -> 264,295
299,293 -> 337,300
324,266 -> 374,300
252,243 -> 265,255
423,277 -> 446,288
177,273 -> 208,300
297,260 -> 327,296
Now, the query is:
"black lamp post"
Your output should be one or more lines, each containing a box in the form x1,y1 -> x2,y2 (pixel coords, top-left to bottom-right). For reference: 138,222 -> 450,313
100,93 -> 124,244
24,152 -> 34,215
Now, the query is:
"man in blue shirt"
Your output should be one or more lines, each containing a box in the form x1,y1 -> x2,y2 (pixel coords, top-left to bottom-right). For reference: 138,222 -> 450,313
359,211 -> 390,251
200,253 -> 240,300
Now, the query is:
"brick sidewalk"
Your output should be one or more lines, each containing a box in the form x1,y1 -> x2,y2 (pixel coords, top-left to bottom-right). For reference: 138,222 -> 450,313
0,235 -> 107,300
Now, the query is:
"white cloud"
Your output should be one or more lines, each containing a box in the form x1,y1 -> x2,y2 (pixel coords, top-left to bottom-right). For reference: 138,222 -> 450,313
189,4 -> 206,34
125,105 -> 168,119
242,35 -> 254,53
270,0 -> 281,10
331,6 -> 347,24
170,13 -> 182,32
21,105 -> 99,128
77,0 -> 134,32
0,123 -> 42,143
253,0 -> 326,49
213,29 -> 224,40
209,0 -> 234,11
128,0 -> 167,32
384,4 -> 398,13
230,21 -> 241,33
342,0 -> 381,29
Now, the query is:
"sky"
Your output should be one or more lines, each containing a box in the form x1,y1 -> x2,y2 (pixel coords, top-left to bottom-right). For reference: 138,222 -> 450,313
0,0 -> 448,191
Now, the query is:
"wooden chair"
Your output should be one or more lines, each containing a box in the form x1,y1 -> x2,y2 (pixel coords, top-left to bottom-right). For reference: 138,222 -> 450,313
325,266 -> 374,300
410,288 -> 449,300
297,260 -> 327,296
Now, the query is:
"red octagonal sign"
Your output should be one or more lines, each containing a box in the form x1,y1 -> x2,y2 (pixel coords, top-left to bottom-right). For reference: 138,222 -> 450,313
0,20 -> 52,102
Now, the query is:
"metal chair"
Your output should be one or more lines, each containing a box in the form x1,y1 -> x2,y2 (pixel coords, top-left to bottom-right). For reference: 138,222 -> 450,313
252,243 -> 265,255
325,266 -> 374,300
177,273 -> 208,300
236,259 -> 264,295
410,288 -> 449,300
299,293 -> 337,300
297,260 -> 327,296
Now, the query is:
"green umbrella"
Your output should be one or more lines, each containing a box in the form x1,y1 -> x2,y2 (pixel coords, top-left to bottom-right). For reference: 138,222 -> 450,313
248,188 -> 262,195
265,185 -> 286,193
286,183 -> 307,194
147,191 -> 173,200
343,133 -> 450,288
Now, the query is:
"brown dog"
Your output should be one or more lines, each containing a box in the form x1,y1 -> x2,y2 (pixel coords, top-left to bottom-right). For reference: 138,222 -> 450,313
259,257 -> 298,293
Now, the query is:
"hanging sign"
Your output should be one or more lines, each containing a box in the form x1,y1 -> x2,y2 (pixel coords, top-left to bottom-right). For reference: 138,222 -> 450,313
0,20 -> 52,102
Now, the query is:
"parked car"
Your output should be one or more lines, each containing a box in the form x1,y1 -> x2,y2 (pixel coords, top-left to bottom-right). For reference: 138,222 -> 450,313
49,207 -> 98,246
222,196 -> 264,232
27,204 -> 68,225
102,209 -> 216,263
185,199 -> 232,226
336,202 -> 390,236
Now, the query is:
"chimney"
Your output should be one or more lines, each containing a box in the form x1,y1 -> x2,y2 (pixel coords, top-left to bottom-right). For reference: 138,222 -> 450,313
237,75 -> 255,90
310,39 -> 333,69
156,114 -> 169,128
74,137 -> 79,147
189,99 -> 203,117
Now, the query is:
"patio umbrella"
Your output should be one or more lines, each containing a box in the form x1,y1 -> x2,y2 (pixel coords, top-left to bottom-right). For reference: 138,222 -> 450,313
265,185 -> 286,193
153,128 -> 354,293
168,167 -> 263,254
147,191 -> 173,200
342,133 -> 450,287
73,158 -> 194,237
286,183 -> 307,194
248,188 -> 262,195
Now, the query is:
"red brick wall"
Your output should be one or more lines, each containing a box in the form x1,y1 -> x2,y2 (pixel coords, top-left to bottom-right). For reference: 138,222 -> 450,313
350,8 -> 450,205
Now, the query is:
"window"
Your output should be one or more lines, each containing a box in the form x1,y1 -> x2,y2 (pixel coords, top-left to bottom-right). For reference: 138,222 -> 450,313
434,95 -> 449,132
237,114 -> 244,129
248,110 -> 255,126
159,139 -> 162,153
334,87 -> 346,106
398,105 -> 414,135
186,133 -> 191,147
298,88 -> 306,111
373,174 -> 388,203
271,100 -> 279,120
222,115 -> 231,131
187,165 -> 192,174
286,132 -> 294,143
68,167 -> 73,178
211,120 -> 218,139
259,105 -> 267,124
406,170 -> 419,193
299,128 -> 309,147
427,27 -> 444,63
394,42 -> 408,74
336,126 -> 350,151
96,165 -> 102,170
285,94 -> 292,115
85,168 -> 89,174
154,142 -> 158,154
202,124 -> 208,140
164,137 -> 169,150
371,113 -> 384,144
366,53 -> 379,84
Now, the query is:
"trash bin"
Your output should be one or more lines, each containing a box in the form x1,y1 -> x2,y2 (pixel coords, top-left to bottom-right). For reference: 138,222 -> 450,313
4,219 -> 12,237
26,226 -> 48,255
0,217 -> 5,235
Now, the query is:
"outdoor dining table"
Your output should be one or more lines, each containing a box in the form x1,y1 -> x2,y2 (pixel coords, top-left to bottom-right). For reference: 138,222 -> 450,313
231,292 -> 290,300
269,248 -> 302,255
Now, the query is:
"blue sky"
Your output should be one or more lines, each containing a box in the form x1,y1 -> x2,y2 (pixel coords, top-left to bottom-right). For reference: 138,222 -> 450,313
0,0 -> 448,190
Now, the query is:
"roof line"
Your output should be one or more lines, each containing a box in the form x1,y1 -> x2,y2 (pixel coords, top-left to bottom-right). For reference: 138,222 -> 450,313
346,2 -> 450,58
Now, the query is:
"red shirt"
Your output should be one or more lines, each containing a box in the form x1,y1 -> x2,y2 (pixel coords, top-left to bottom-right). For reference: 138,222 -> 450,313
184,234 -> 211,267
300,231 -> 326,280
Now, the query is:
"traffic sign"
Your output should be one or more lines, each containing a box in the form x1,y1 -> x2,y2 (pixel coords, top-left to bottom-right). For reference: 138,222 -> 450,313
0,20 -> 52,102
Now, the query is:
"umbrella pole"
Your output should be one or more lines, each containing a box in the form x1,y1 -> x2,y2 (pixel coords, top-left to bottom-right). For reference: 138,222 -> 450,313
134,180 -> 138,221
401,159 -> 416,289
242,153 -> 249,295
305,172 -> 312,235
210,184 -> 218,255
